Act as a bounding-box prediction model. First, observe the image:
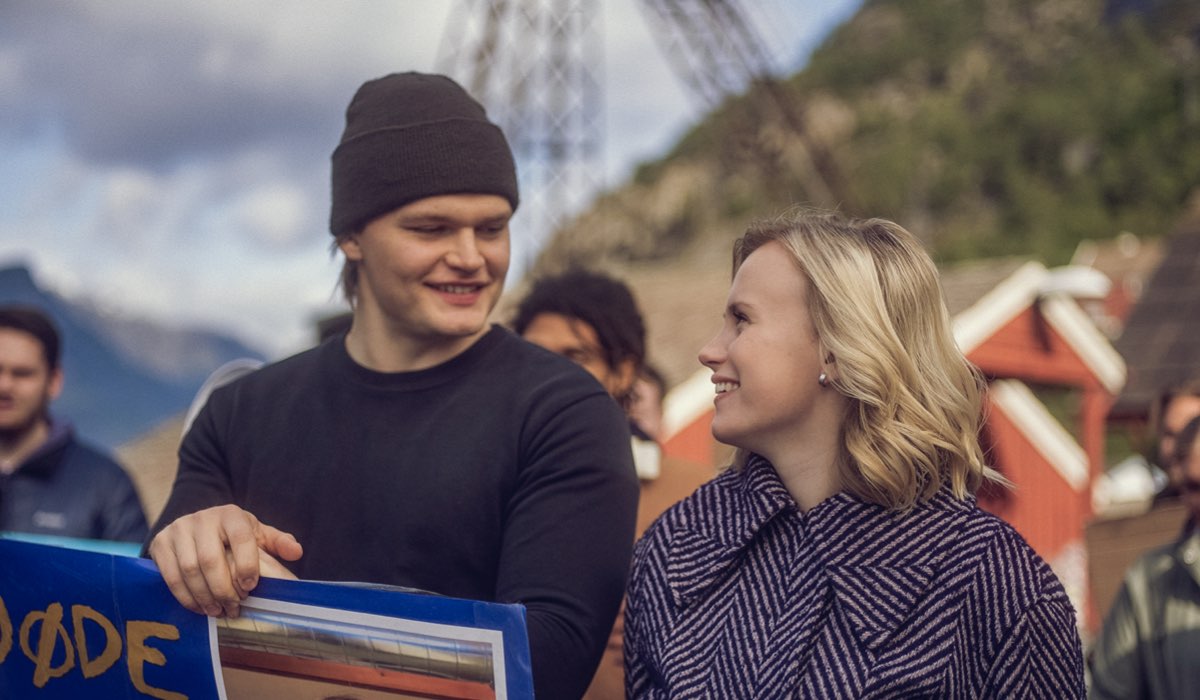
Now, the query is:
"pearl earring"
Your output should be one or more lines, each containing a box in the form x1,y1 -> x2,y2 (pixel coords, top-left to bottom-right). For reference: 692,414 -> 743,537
818,372 -> 829,387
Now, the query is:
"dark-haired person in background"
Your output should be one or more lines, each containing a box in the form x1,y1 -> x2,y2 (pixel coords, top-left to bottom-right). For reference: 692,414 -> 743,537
513,268 -> 644,409
0,304 -> 147,542
512,268 -> 713,698
511,268 -> 713,497
146,72 -> 637,699
1147,379 -> 1200,504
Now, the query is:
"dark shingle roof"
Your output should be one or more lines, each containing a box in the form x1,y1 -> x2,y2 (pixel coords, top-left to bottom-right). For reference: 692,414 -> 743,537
1111,222 -> 1200,418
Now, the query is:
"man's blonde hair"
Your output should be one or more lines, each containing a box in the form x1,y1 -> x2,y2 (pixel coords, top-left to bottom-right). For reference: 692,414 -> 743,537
730,209 -> 1004,510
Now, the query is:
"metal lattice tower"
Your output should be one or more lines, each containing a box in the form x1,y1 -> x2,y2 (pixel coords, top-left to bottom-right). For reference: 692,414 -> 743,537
437,0 -> 852,261
636,0 -> 852,209
637,0 -> 780,106
437,0 -> 604,269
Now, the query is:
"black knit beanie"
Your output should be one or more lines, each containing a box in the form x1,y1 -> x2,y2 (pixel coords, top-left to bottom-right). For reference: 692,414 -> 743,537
329,72 -> 519,236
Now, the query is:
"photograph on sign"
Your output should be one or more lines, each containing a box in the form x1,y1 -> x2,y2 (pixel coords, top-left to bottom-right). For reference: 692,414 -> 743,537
215,597 -> 507,700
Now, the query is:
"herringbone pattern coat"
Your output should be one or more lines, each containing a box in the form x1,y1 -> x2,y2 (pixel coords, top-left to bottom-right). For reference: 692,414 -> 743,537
625,455 -> 1085,698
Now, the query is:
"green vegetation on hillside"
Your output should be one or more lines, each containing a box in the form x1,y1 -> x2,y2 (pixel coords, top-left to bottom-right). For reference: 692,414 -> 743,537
646,0 -> 1200,265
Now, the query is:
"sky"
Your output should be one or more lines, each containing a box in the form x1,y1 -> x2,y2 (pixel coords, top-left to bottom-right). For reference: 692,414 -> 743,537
0,0 -> 862,359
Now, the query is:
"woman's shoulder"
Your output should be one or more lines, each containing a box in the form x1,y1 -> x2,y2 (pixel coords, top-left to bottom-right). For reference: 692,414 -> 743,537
935,499 -> 1070,603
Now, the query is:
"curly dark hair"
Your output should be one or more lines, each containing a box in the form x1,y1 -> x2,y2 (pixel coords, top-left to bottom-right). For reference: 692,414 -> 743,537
511,267 -> 646,385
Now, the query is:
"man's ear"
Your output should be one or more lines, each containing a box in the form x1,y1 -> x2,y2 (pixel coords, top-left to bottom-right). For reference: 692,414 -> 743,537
610,358 -> 638,402
47,368 -> 64,401
338,234 -> 363,261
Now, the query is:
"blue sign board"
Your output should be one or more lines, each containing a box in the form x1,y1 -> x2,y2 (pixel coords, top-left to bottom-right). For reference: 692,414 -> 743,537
0,538 -> 532,699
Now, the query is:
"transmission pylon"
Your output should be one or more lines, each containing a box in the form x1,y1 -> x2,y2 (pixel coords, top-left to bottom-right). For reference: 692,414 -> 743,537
437,0 -> 854,262
636,0 -> 854,210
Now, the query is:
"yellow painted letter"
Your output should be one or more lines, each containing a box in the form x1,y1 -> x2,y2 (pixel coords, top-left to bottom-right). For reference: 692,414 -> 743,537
19,602 -> 76,688
0,594 -> 11,663
126,620 -> 187,700
71,604 -> 122,678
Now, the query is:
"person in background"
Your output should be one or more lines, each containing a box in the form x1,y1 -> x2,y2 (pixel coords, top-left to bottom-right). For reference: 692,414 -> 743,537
625,210 -> 1084,697
1089,413 -> 1200,698
511,268 -> 713,698
0,304 -> 148,542
512,268 -> 646,475
514,268 -> 643,406
1148,379 -> 1200,502
623,362 -> 715,534
146,72 -> 637,699
629,364 -> 667,443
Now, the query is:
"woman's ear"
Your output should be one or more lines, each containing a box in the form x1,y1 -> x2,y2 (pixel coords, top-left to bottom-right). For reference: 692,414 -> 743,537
822,351 -> 839,382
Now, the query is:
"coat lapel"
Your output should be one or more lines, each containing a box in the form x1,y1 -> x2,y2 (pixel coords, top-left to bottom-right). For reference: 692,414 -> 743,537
662,454 -> 975,656
664,456 -> 793,608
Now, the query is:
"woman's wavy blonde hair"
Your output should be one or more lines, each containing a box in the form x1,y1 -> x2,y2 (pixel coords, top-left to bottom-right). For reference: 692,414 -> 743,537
730,209 -> 1005,510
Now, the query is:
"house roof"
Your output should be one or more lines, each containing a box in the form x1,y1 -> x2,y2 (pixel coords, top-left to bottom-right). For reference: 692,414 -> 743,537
939,258 -> 1031,318
948,260 -> 1125,392
1111,221 -> 1200,418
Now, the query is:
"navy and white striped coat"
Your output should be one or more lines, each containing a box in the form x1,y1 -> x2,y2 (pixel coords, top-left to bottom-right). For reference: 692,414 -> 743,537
625,455 -> 1085,698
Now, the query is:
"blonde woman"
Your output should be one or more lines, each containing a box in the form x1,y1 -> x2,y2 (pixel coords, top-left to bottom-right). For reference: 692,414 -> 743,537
624,210 -> 1084,698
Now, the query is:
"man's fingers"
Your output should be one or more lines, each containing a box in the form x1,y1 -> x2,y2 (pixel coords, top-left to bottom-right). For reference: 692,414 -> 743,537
160,525 -> 224,617
148,537 -> 203,615
148,505 -> 300,619
147,504 -> 266,618
257,548 -> 299,580
223,508 -> 264,595
258,524 -> 304,562
190,520 -> 242,617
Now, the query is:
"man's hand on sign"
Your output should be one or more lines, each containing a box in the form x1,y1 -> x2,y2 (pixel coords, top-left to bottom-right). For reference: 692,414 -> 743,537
148,504 -> 303,618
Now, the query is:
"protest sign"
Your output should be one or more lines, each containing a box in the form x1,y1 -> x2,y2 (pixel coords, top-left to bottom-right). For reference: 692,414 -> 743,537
0,537 -> 533,699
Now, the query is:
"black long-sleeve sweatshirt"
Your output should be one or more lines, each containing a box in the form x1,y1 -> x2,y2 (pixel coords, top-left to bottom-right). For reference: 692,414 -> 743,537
149,326 -> 639,698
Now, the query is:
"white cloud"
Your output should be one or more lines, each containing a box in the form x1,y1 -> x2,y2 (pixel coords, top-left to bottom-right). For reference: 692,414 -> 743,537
97,169 -> 162,246
232,183 -> 310,248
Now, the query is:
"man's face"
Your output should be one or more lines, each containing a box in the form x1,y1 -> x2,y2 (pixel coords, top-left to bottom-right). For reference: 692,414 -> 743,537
1174,436 -> 1200,518
0,328 -> 61,436
521,312 -> 635,400
1159,395 -> 1200,468
340,194 -> 512,360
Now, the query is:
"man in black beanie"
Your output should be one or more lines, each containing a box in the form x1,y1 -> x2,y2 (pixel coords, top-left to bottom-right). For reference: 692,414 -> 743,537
146,72 -> 638,699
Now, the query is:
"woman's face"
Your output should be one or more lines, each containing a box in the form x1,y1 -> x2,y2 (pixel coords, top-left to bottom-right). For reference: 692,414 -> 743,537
698,241 -> 835,458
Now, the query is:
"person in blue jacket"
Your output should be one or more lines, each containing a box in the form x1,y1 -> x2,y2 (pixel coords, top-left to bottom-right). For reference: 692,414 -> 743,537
0,304 -> 147,542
